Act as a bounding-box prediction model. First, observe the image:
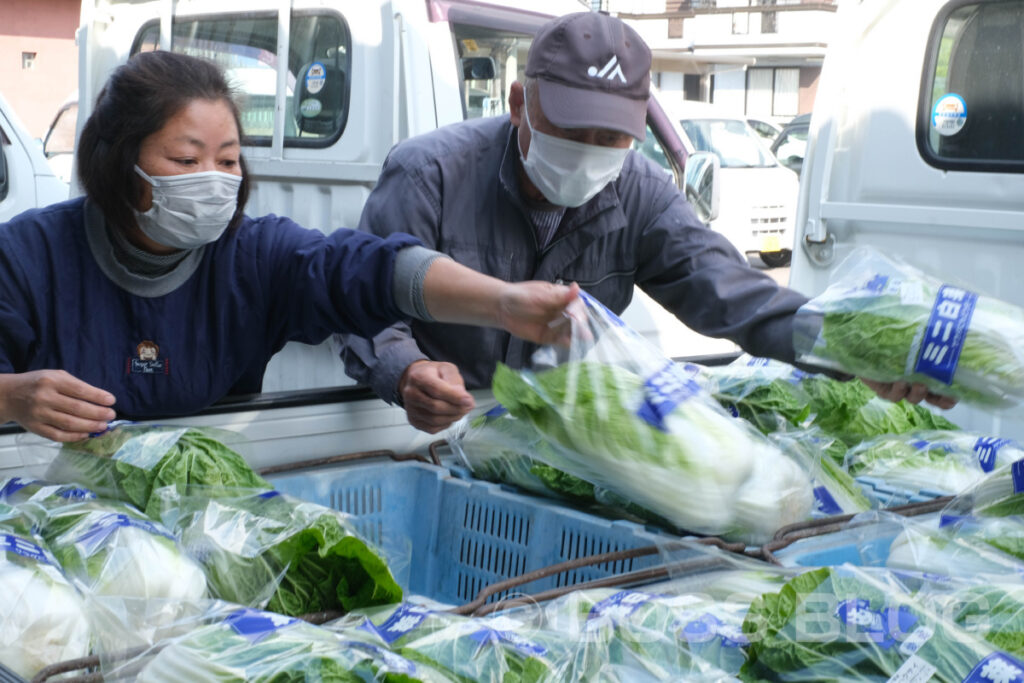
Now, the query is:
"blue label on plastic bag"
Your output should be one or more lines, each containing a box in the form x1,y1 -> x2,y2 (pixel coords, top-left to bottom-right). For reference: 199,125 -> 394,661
589,591 -> 656,623
727,404 -> 740,418
0,534 -> 52,565
484,404 -> 508,419
637,361 -> 702,431
468,628 -> 548,657
834,599 -> 917,650
961,652 -> 1024,682
813,486 -> 843,515
74,513 -> 176,553
0,478 -> 33,499
579,290 -> 626,328
678,613 -> 749,647
257,490 -> 281,500
225,608 -> 299,643
746,357 -> 770,368
864,274 -> 889,293
340,640 -> 418,674
914,285 -> 978,386
373,604 -> 433,644
975,437 -> 1015,473
1013,460 -> 1024,494
939,514 -> 976,529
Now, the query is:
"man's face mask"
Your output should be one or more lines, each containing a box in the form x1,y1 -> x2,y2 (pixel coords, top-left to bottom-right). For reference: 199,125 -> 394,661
518,89 -> 630,208
133,165 -> 242,250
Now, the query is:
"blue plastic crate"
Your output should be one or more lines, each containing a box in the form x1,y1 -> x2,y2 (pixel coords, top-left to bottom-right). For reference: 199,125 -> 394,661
267,460 -> 677,607
855,476 -> 948,508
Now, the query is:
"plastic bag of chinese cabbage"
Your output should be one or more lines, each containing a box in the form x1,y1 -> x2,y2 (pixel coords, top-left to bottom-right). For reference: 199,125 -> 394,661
0,476 -> 98,505
794,246 -> 1024,407
18,496 -> 207,601
0,502 -> 91,679
33,422 -> 271,517
97,601 -> 451,683
325,601 -> 582,683
448,406 -> 677,529
885,512 -> 1024,579
766,428 -> 873,517
491,291 -> 813,544
149,484 -> 402,617
739,562 -> 1024,682
845,430 -> 1024,496
534,586 -> 748,681
705,355 -> 959,448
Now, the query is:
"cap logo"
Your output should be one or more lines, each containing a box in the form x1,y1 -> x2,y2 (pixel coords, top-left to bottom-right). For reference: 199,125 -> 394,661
587,55 -> 627,84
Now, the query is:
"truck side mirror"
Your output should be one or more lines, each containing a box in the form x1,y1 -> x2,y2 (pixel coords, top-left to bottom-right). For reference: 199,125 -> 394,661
462,57 -> 496,81
684,151 -> 720,224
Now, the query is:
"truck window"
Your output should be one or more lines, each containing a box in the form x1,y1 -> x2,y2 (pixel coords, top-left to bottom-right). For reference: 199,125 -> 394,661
919,0 -> 1024,171
133,11 -> 351,147
451,24 -> 532,119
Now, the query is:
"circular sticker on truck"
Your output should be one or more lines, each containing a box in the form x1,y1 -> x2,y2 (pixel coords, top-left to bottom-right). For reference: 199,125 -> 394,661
305,62 -> 326,95
932,93 -> 967,136
299,98 -> 323,118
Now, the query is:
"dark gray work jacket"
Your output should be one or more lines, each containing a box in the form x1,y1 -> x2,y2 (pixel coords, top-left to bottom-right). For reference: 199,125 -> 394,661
339,115 -> 808,404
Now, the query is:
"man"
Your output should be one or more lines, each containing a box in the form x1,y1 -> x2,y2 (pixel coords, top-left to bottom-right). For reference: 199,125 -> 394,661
340,11 -> 951,432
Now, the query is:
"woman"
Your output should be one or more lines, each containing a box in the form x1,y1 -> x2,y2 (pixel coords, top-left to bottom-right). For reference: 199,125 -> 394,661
0,51 -> 578,441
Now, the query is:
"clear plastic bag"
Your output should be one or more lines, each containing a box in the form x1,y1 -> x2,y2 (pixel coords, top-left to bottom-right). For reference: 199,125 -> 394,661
795,246 -> 1024,407
768,427 -> 873,516
96,600 -> 450,683
489,291 -> 813,544
148,484 -> 403,617
0,502 -> 92,679
845,430 -> 1024,496
33,422 -> 270,517
22,495 -> 208,602
326,601 -> 577,683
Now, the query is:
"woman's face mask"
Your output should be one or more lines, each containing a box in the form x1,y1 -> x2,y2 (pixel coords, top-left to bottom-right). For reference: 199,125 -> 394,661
133,165 -> 242,250
518,90 -> 630,208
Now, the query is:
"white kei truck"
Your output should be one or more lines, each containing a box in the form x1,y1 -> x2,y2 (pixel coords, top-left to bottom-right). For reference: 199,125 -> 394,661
4,0 -> 1023,679
0,93 -> 68,226
0,3 -> 725,680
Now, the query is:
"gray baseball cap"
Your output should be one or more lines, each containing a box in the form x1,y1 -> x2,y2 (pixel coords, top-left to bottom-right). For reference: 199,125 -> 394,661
526,12 -> 651,140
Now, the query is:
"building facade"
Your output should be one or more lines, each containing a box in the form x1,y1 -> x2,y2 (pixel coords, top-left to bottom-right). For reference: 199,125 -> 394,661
612,0 -> 836,122
0,0 -> 79,140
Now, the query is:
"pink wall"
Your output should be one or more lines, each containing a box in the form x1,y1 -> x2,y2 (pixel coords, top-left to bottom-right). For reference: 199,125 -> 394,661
0,0 -> 79,139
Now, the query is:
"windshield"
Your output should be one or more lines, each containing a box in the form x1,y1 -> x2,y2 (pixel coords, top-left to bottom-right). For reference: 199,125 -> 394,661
680,118 -> 776,168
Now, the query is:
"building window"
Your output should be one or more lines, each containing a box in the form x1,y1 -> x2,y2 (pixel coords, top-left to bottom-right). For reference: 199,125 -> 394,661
21,52 -> 36,70
746,67 -> 799,118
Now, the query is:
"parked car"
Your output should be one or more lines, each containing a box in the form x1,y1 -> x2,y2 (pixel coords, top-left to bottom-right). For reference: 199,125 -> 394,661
670,101 -> 798,268
747,116 -> 783,143
770,112 -> 811,175
0,91 -> 68,224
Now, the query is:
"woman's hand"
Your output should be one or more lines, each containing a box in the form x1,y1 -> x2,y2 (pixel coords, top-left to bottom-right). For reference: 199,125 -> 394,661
860,378 -> 958,410
0,370 -> 116,441
421,258 -> 580,345
496,281 -> 581,346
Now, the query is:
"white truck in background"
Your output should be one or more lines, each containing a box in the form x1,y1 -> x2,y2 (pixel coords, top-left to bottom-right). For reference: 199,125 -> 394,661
0,0 -> 724,473
789,0 -> 1024,442
0,93 -> 68,225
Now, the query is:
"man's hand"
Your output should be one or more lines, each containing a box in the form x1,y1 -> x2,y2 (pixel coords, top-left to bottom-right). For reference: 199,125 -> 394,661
399,361 -> 475,433
496,281 -> 581,347
860,378 -> 958,410
0,370 -> 116,442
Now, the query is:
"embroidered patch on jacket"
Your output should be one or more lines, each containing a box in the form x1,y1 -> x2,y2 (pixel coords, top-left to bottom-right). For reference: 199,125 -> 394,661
127,340 -> 168,375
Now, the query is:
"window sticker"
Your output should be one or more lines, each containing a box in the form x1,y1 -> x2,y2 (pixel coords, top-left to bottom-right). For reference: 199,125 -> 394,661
932,93 -> 967,137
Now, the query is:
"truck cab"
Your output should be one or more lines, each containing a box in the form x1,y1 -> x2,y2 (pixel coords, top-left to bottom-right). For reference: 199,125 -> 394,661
0,92 -> 68,225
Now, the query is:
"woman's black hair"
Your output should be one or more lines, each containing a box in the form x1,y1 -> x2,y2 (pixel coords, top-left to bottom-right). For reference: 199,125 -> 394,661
77,50 -> 250,235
